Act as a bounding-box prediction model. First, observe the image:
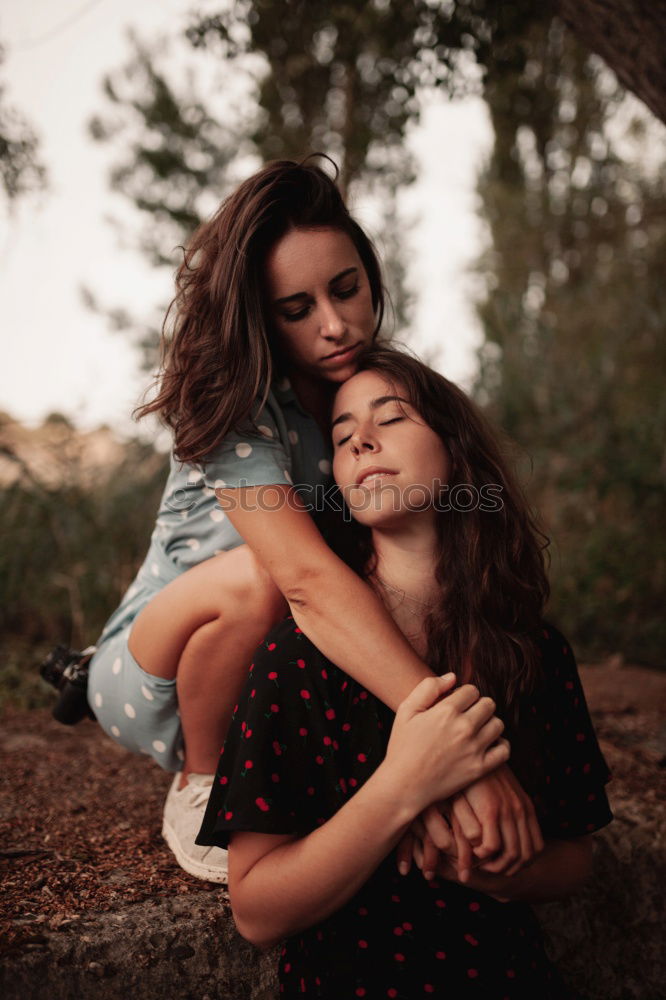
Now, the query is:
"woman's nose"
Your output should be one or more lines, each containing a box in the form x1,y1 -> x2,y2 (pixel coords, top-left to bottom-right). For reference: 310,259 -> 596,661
319,298 -> 346,339
350,429 -> 378,455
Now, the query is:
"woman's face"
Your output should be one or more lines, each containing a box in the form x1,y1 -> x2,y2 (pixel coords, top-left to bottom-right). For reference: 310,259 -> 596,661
332,370 -> 450,529
265,227 -> 377,385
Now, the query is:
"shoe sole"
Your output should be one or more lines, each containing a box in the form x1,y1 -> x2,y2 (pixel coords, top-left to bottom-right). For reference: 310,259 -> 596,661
161,817 -> 229,884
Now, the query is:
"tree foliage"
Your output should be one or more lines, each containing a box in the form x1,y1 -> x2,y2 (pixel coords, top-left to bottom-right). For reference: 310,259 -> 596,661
0,43 -> 46,206
0,430 -> 167,708
474,16 -> 666,661
78,0 -> 665,667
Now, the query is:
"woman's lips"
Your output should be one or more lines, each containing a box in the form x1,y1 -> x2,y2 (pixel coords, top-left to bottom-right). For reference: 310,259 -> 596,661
321,342 -> 361,365
354,468 -> 398,488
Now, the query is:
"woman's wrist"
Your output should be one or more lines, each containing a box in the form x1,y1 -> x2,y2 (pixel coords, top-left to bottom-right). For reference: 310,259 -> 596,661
369,760 -> 423,832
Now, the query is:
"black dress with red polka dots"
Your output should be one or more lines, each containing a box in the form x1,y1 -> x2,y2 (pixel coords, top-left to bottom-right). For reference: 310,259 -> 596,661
197,618 -> 613,999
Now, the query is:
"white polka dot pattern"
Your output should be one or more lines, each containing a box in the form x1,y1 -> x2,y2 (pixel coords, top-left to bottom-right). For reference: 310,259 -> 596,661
210,508 -> 226,522
124,703 -> 136,719
141,684 -> 155,701
235,442 -> 252,458
318,459 -> 332,474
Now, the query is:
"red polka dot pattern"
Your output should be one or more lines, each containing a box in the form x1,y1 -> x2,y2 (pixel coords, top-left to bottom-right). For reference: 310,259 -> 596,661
198,618 -> 612,998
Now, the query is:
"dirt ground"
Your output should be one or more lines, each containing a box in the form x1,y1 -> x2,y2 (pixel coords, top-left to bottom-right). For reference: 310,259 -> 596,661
1,660 -> 665,961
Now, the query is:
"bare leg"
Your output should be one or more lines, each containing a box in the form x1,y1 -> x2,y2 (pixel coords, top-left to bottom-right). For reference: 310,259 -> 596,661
128,544 -> 288,784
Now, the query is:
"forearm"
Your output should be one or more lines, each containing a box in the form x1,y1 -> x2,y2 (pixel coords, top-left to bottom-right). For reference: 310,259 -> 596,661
231,764 -> 414,948
286,566 -> 432,709
453,837 -> 594,904
221,485 -> 433,709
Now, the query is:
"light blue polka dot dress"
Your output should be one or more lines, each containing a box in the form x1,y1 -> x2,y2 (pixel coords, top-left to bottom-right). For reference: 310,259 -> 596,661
88,377 -> 334,770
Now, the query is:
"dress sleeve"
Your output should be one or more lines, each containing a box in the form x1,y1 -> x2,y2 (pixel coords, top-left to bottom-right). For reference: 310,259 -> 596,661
527,626 -> 613,840
196,619 -> 328,848
201,394 -> 293,490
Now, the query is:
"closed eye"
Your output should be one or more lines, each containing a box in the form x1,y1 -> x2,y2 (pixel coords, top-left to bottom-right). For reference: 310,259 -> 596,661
282,304 -> 310,322
334,282 -> 359,301
281,283 -> 360,323
334,416 -> 403,447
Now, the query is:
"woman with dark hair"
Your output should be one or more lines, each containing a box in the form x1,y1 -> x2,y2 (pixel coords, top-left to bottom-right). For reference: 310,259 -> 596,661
88,160 -> 540,885
198,345 -> 613,998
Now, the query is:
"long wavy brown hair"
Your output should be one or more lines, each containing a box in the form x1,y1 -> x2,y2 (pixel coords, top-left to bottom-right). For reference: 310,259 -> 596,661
330,345 -> 550,722
136,157 -> 385,465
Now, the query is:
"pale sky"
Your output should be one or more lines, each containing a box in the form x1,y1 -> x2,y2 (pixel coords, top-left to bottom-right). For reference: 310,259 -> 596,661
0,0 -> 492,434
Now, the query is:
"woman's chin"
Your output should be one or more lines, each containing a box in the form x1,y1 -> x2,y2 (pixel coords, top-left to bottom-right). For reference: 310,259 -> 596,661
349,507 -> 409,531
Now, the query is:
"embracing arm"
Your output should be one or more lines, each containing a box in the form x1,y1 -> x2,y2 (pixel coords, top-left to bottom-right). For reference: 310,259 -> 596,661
221,485 -> 541,872
227,676 -> 508,949
218,485 -> 432,709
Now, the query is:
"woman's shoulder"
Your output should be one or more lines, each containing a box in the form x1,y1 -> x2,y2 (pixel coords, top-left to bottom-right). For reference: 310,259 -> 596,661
533,622 -> 586,687
536,621 -> 576,665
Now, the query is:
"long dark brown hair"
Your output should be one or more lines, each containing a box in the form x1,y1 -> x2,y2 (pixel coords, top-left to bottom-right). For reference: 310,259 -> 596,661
136,157 -> 385,464
330,345 -> 550,721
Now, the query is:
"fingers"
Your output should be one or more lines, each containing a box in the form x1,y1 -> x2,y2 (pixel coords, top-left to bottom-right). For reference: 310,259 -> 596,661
478,768 -> 541,877
396,830 -> 414,877
509,792 -> 534,876
443,682 -> 482,713
422,804 -> 453,853
463,695 -> 498,732
451,813 -> 474,883
527,800 -> 545,855
451,795 -> 483,849
502,779 -> 543,876
474,714 -> 505,749
400,673 -> 457,717
482,738 -> 510,773
421,835 -> 440,881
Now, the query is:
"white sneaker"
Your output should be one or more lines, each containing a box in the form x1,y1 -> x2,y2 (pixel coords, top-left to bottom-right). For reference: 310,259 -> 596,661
162,773 -> 229,884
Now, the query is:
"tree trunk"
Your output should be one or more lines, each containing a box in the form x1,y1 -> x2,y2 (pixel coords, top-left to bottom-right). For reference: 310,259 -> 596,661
557,0 -> 666,122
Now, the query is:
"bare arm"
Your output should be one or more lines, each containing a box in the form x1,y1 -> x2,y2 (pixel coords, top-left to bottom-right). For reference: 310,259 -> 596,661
227,676 -> 509,949
220,484 -> 540,875
218,484 -> 432,709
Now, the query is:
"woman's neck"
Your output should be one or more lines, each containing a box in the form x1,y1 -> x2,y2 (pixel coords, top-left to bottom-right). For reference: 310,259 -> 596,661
287,370 -> 337,436
369,519 -> 439,611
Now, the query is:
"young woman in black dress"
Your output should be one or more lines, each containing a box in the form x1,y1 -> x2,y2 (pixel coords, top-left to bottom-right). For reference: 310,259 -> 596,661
198,346 -> 612,997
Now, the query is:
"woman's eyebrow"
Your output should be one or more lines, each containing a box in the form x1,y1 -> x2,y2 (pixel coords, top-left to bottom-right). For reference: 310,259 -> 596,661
274,267 -> 358,306
331,395 -> 407,429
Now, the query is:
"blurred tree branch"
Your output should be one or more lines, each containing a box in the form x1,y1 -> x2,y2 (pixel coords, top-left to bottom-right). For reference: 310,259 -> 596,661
0,43 -> 46,207
557,0 -> 666,124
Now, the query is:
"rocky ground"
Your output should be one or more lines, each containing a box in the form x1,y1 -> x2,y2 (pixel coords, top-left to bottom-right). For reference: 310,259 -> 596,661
1,660 -> 664,999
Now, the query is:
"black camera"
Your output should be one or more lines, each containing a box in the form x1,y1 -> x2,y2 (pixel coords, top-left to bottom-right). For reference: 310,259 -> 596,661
39,645 -> 97,725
